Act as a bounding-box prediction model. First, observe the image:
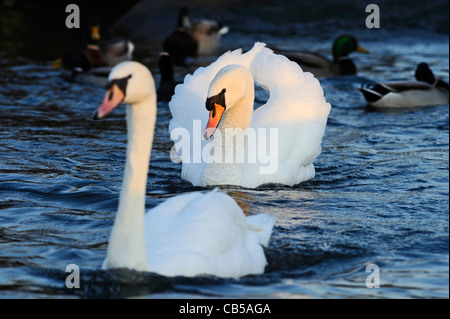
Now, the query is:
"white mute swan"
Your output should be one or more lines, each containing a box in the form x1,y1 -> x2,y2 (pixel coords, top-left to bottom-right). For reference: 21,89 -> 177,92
92,61 -> 276,278
169,42 -> 331,188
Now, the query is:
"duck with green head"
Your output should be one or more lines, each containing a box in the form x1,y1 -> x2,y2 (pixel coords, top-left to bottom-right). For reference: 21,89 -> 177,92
275,35 -> 368,78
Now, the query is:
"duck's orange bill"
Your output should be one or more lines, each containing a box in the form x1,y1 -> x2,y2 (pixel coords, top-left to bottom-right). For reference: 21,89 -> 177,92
91,26 -> 101,41
203,103 -> 225,140
52,58 -> 62,69
356,45 -> 369,53
93,84 -> 124,120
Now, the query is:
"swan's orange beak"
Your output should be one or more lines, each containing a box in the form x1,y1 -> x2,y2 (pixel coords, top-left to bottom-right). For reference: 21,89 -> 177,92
92,84 -> 125,120
203,103 -> 225,140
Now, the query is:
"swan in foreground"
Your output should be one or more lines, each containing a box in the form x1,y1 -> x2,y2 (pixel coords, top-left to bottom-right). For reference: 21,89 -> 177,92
359,62 -> 449,108
169,42 -> 331,188
92,61 -> 275,277
274,35 -> 368,78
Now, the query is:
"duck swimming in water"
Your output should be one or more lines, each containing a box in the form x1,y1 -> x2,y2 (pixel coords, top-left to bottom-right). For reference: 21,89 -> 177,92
162,7 -> 229,66
359,62 -> 449,108
54,17 -> 134,78
274,35 -> 368,78
156,52 -> 182,102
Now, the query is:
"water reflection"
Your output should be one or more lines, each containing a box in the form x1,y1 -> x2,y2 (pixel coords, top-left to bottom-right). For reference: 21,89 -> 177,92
225,190 -> 252,215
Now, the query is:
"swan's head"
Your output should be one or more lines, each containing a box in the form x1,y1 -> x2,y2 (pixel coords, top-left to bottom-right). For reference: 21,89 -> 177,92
203,64 -> 252,140
92,61 -> 155,120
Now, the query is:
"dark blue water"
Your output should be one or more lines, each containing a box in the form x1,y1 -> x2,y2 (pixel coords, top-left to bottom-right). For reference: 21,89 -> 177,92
0,11 -> 449,298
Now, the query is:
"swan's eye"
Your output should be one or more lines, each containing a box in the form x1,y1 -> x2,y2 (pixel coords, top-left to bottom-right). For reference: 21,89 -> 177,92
106,74 -> 132,97
205,88 -> 227,112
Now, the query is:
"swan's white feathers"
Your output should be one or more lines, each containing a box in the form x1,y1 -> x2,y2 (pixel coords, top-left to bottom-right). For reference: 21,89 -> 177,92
246,213 -> 277,247
144,190 -> 273,277
169,42 -> 331,187
99,61 -> 276,278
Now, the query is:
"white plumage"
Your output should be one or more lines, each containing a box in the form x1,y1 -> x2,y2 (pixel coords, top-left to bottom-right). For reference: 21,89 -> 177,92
144,189 -> 275,277
93,61 -> 275,278
169,42 -> 331,188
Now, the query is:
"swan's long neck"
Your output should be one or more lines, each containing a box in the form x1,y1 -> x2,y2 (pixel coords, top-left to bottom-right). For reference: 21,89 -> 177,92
220,93 -> 254,131
220,80 -> 254,154
106,95 -> 156,271
201,82 -> 254,186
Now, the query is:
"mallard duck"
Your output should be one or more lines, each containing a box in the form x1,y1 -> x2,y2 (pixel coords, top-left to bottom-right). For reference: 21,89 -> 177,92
359,62 -> 449,108
54,17 -> 134,74
274,35 -> 368,78
162,7 -> 229,66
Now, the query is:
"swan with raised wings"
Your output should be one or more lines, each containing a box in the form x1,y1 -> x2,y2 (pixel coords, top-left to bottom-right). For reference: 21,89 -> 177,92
169,42 -> 331,188
91,61 -> 275,278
